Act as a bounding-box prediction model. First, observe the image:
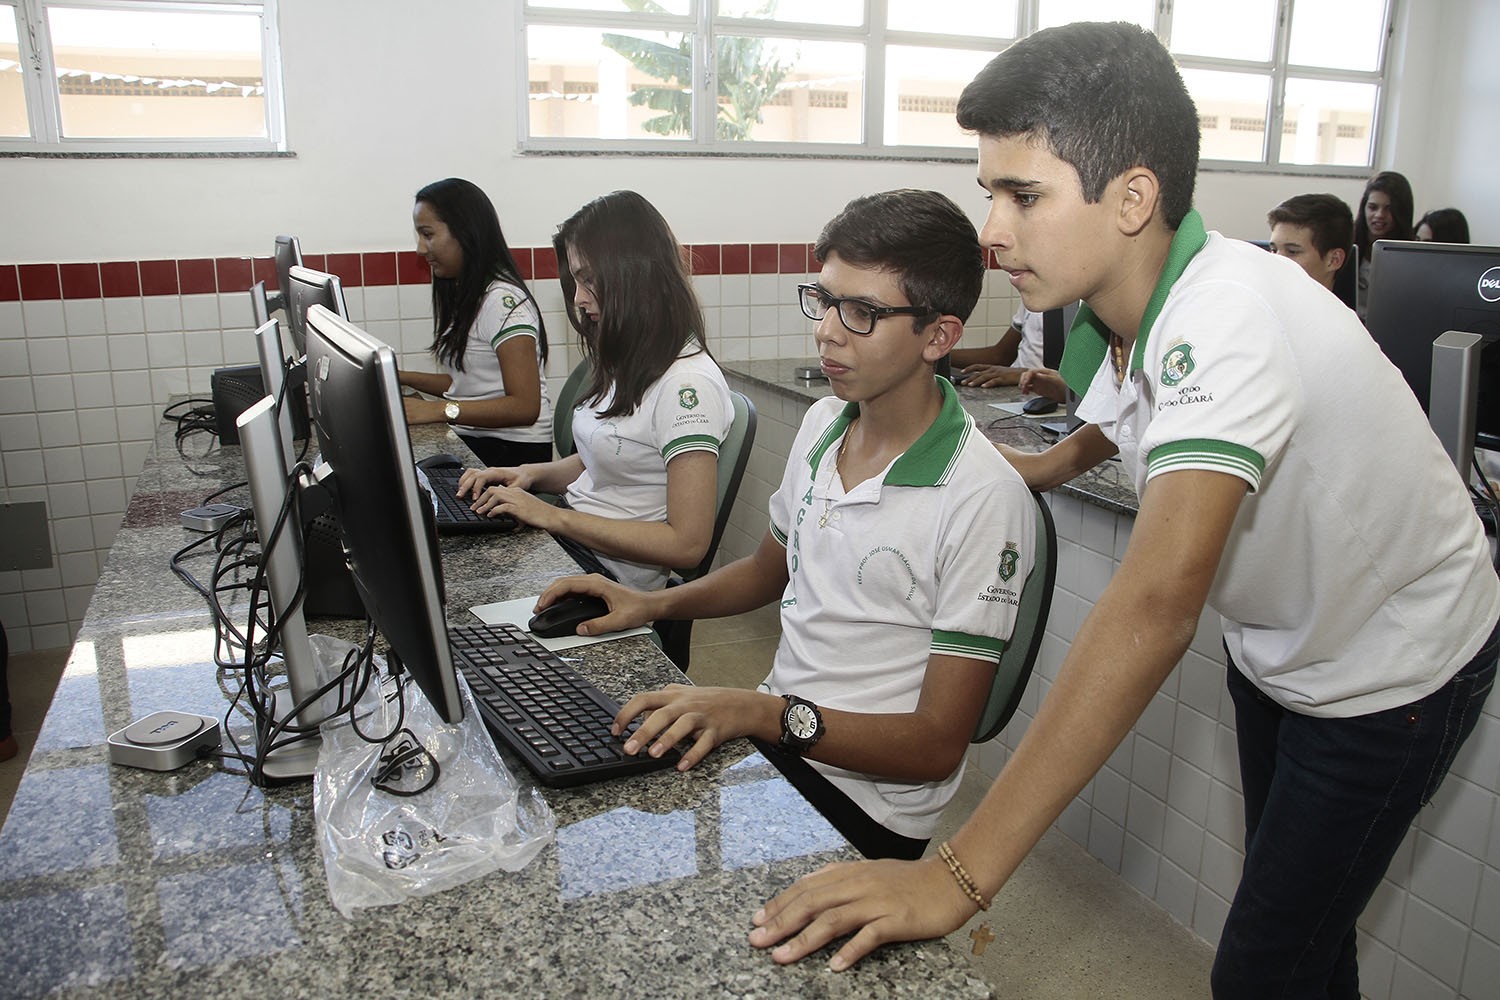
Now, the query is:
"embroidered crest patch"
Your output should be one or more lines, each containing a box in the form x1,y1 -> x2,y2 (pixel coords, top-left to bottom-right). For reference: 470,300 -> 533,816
1161,343 -> 1195,386
998,542 -> 1020,583
502,294 -> 518,309
678,387 -> 699,409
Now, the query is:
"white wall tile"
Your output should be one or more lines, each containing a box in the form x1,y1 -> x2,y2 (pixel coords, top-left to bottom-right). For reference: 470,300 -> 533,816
1461,929 -> 1500,1000
71,372 -> 114,408
91,512 -> 121,550
0,301 -> 22,338
22,587 -> 65,626
42,446 -> 84,483
27,337 -> 72,375
1357,931 -> 1397,1000
1088,814 -> 1125,872
21,301 -> 65,338
46,484 -> 89,520
143,295 -> 183,332
1191,884 -> 1230,946
0,412 -> 40,450
1155,858 -> 1198,927
63,299 -> 107,336
3,448 -> 44,487
1418,777 -> 1494,859
180,293 -> 221,332
20,565 -> 60,590
57,551 -> 96,589
721,274 -> 749,306
183,329 -> 223,367
0,339 -> 30,376
80,444 -> 123,480
362,285 -> 399,321
1167,758 -> 1212,826
219,290 -> 254,330
66,334 -> 109,373
1409,832 -> 1482,923
103,297 -> 145,334
107,333 -> 149,371
111,371 -> 152,407
31,621 -> 72,650
37,410 -> 80,448
1399,896 -> 1468,987
1389,959 -> 1453,1000
85,477 -> 127,515
397,284 -> 429,319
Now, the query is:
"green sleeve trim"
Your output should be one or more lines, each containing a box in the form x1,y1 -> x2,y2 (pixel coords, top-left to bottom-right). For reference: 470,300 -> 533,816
931,629 -> 1005,664
769,519 -> 788,546
1147,438 -> 1265,489
489,323 -> 538,349
662,433 -> 721,462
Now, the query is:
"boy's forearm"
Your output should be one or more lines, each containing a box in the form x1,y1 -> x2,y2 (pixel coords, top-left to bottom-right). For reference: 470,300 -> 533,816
996,422 -> 1117,491
648,530 -> 790,622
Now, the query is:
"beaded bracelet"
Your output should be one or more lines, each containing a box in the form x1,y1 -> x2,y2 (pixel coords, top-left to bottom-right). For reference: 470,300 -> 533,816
938,841 -> 991,911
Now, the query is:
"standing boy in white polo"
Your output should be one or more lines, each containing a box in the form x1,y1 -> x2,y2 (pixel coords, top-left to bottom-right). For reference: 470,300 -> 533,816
535,190 -> 1036,860
749,23 -> 1500,997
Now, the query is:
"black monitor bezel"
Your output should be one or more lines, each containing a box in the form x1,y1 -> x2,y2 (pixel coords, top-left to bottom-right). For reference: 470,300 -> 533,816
286,265 -> 347,360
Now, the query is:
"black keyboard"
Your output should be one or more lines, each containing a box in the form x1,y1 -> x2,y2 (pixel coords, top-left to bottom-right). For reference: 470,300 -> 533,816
448,622 -> 678,787
423,468 -> 518,534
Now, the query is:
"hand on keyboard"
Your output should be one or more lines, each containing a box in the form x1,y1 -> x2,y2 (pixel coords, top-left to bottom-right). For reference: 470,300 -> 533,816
612,684 -> 783,771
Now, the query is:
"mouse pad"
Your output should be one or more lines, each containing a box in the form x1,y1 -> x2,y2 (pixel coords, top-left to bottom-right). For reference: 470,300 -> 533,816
468,595 -> 653,652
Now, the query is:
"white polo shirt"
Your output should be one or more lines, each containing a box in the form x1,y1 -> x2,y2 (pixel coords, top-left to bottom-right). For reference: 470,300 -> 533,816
565,347 -> 732,590
1071,212 -> 1500,718
1013,305 -> 1045,371
444,279 -> 553,446
765,378 -> 1036,838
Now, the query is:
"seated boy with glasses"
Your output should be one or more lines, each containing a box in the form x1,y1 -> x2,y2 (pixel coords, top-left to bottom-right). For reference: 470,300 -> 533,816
533,189 -> 1036,860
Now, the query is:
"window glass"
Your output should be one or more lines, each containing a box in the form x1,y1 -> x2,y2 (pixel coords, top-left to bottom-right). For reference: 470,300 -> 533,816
717,37 -> 863,144
0,7 -> 27,137
883,45 -> 995,147
528,26 -> 693,140
1279,77 -> 1377,167
1288,0 -> 1385,71
718,0 -> 861,27
1181,67 -> 1270,163
1169,0 -> 1276,63
887,0 -> 1017,37
532,0 -> 691,15
46,5 -> 265,139
1037,0 -> 1153,32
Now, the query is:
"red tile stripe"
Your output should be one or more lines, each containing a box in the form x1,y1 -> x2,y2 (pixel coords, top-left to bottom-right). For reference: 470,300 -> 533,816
0,244 -> 1004,301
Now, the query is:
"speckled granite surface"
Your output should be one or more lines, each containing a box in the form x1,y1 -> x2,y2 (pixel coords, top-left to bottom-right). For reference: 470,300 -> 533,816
0,417 -> 991,999
725,358 -> 1141,516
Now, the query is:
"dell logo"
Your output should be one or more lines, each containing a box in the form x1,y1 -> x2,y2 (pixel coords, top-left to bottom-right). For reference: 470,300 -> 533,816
1480,267 -> 1500,303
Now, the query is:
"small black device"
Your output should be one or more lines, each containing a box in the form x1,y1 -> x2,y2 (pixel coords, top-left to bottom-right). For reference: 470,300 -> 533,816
1022,396 -> 1059,415
180,503 -> 245,532
416,453 -> 464,474
778,694 -> 824,755
528,594 -> 610,639
794,365 -> 826,381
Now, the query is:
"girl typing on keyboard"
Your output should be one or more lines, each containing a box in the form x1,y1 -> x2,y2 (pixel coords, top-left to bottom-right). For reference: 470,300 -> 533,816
458,190 -> 732,593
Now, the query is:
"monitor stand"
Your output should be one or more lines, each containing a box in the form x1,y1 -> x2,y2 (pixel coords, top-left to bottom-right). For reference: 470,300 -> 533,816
239,396 -> 333,781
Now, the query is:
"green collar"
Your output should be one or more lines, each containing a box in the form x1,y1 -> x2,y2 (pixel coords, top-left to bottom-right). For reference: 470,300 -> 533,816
1057,209 -> 1210,397
806,376 -> 970,488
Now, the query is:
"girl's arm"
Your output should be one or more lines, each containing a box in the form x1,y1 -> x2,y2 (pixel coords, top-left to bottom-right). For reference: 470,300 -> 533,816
404,337 -> 543,427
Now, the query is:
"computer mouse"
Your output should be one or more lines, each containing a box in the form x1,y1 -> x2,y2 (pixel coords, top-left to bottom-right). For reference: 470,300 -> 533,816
415,452 -> 464,474
1022,396 -> 1059,415
528,594 -> 611,639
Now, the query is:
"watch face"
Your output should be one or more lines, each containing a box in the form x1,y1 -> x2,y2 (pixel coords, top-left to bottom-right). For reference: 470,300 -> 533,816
786,703 -> 819,741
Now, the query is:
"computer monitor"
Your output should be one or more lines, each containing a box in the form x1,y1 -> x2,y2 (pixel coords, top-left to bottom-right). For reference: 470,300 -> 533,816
251,280 -> 271,327
285,264 -> 347,360
253,318 -> 299,468
267,234 -> 303,316
303,303 -> 465,724
1366,240 -> 1500,451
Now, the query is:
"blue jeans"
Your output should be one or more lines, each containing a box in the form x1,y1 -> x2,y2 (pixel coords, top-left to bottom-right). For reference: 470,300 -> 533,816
1211,622 -> 1499,999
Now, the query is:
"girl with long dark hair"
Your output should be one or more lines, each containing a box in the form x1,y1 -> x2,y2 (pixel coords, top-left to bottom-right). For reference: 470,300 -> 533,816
1353,170 -> 1414,321
398,177 -> 552,466
459,190 -> 732,591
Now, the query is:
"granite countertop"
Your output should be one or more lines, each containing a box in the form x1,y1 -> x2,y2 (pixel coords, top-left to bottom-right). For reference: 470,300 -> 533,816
0,417 -> 991,999
723,358 -> 1140,515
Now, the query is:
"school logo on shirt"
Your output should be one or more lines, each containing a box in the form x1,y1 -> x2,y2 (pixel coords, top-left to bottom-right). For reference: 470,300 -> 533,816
502,294 -> 519,309
998,542 -> 1020,582
678,387 -> 699,409
1161,343 -> 1196,386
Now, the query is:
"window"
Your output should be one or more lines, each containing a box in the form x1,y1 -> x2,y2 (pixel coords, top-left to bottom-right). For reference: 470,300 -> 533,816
2,0 -> 284,153
519,0 -> 1394,173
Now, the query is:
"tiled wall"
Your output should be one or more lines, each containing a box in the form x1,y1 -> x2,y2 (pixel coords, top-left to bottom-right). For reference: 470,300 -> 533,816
0,246 -> 1015,653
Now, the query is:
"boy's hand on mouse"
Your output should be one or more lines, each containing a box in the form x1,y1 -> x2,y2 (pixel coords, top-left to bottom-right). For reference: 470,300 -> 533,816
1017,367 -> 1068,402
536,574 -> 651,635
611,686 -> 782,770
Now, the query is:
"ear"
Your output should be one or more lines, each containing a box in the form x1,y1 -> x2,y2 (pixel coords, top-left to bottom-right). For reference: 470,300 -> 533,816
922,314 -> 965,362
1115,167 -> 1162,238
1326,247 -> 1347,272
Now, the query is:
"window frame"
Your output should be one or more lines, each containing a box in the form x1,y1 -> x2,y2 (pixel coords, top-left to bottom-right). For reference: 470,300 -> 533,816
517,0 -> 1396,176
1,0 -> 285,154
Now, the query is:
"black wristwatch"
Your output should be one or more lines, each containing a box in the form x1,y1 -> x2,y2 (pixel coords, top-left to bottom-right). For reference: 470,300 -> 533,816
778,695 -> 824,755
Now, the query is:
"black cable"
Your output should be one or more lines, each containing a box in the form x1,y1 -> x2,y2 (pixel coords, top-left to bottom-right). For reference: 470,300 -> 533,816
1470,454 -> 1500,570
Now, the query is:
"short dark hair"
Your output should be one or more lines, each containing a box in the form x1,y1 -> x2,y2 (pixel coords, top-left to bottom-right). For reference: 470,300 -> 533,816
956,21 -> 1200,229
1354,171 -> 1415,254
1417,207 -> 1470,244
415,177 -> 547,372
1266,194 -> 1355,257
813,189 -> 984,327
553,190 -> 707,419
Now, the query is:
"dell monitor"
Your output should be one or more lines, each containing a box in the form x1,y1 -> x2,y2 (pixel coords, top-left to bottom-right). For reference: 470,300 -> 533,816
303,304 -> 465,723
1366,240 -> 1500,452
285,264 -> 347,360
266,234 -> 303,316
251,280 -> 271,327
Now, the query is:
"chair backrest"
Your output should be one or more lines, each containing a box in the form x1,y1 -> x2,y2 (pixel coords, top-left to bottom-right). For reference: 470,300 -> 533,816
552,357 -> 594,458
972,490 -> 1057,743
675,390 -> 757,583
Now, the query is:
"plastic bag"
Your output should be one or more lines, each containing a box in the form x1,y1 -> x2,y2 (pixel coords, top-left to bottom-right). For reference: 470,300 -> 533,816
311,634 -> 555,917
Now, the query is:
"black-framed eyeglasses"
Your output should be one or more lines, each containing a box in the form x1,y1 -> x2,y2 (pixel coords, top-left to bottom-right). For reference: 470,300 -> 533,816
796,282 -> 934,336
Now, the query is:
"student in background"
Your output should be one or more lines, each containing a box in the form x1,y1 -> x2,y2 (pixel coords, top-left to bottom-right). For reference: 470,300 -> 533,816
1416,207 -> 1471,243
398,177 -> 553,467
950,305 -> 1041,387
1353,171 -> 1415,321
749,25 -> 1499,998
533,189 -> 1034,860
459,190 -> 731,592
1266,193 -> 1354,295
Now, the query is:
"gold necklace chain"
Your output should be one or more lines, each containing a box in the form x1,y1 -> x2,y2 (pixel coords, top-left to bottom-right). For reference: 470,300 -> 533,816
1111,334 -> 1127,384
